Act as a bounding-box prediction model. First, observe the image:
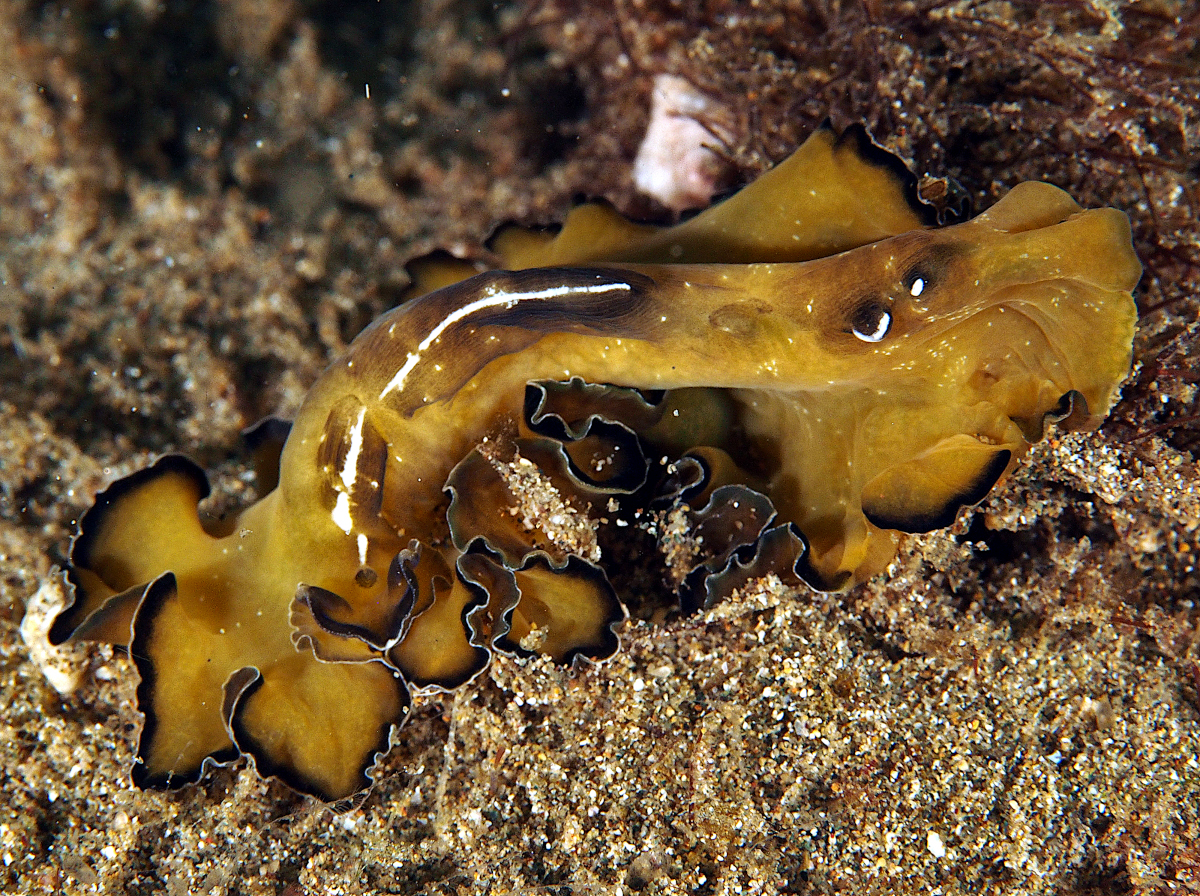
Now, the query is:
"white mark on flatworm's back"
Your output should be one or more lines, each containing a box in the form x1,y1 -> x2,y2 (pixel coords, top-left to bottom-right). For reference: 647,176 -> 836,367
379,280 -> 633,399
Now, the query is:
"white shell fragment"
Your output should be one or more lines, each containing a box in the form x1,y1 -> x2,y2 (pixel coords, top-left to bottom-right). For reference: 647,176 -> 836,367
633,74 -> 736,213
20,579 -> 88,695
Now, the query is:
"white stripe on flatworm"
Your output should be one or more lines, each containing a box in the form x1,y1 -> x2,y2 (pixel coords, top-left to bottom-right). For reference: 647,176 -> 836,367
378,279 -> 633,400
331,406 -> 366,534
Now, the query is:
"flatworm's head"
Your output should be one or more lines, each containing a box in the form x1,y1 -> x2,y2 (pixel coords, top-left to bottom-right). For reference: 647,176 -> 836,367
49,124 -> 1140,800
903,180 -> 1138,433
707,179 -> 1140,586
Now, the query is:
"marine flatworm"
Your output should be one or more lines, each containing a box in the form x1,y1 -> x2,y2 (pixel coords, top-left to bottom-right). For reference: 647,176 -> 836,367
52,124 -> 1140,799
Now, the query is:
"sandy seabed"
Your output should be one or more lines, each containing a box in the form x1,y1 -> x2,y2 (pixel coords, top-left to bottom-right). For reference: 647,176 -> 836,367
1,1 -> 1198,893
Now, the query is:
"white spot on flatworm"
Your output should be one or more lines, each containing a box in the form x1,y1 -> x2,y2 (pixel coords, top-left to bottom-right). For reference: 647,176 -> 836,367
853,311 -> 892,343
910,277 -> 925,297
332,493 -> 352,534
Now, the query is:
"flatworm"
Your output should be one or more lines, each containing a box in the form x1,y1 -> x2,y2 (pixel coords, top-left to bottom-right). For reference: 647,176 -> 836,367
51,124 -> 1140,800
